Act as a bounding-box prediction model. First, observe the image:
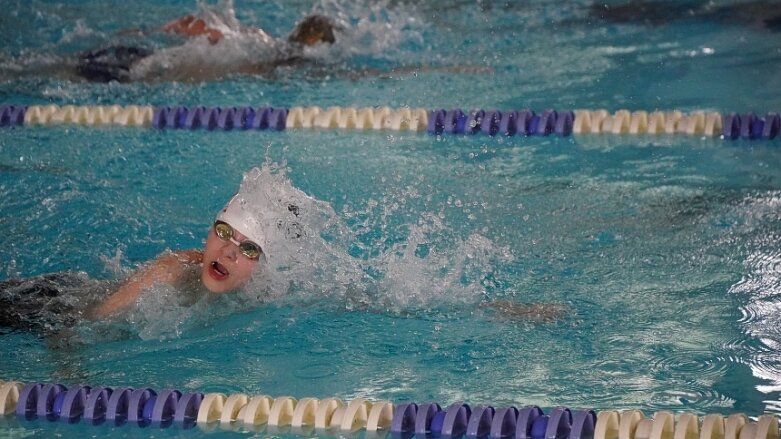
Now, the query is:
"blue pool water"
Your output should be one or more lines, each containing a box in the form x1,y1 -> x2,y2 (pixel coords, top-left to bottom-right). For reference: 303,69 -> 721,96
2,0 -> 781,437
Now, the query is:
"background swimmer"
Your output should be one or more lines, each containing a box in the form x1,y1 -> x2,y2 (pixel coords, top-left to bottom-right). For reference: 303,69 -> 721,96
156,10 -> 337,46
77,11 -> 340,83
0,0 -> 489,84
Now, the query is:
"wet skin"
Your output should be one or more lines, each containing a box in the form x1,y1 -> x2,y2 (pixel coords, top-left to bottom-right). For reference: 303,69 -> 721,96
201,225 -> 258,293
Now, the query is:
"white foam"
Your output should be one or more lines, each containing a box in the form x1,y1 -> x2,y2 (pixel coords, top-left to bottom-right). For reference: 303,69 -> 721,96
195,0 -> 241,35
309,0 -> 424,60
235,163 -> 513,313
129,33 -> 284,82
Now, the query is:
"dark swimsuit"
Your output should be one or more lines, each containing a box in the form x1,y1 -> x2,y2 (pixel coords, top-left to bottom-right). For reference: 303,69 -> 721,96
0,272 -> 113,333
76,45 -> 152,83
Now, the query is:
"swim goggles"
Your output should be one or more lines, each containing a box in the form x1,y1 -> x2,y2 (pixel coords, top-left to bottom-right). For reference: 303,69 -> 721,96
213,221 -> 262,260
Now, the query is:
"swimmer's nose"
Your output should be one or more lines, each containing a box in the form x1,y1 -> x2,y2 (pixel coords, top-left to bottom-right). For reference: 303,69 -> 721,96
220,240 -> 239,260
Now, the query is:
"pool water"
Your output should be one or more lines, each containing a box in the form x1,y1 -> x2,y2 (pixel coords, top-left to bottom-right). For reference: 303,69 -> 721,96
1,0 -> 781,437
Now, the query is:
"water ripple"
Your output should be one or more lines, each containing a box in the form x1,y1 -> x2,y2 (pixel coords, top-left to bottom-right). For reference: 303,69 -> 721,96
292,362 -> 340,380
649,350 -> 730,377
647,385 -> 735,412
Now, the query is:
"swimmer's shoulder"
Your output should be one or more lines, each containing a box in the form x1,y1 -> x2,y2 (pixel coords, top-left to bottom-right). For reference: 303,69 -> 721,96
173,249 -> 203,265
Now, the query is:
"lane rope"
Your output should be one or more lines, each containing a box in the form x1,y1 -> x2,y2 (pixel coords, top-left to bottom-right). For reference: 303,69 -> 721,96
0,381 -> 778,436
1,104 -> 779,140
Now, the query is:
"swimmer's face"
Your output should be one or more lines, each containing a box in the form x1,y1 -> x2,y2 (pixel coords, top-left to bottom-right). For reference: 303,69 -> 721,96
201,222 -> 259,293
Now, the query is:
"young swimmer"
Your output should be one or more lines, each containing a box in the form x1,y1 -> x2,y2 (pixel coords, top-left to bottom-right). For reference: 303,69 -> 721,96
0,180 -> 267,333
89,191 -> 264,318
0,166 -> 568,337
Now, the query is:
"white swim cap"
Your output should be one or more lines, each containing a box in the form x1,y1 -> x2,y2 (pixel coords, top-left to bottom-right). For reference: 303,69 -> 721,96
216,192 -> 266,250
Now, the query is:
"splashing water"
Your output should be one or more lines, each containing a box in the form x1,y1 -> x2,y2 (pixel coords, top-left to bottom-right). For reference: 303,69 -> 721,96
129,0 -> 285,82
129,0 -> 425,81
228,163 -> 364,305
222,163 -> 513,315
0,0 -> 426,83
376,213 -> 513,311
133,0 -> 428,81
306,0 -> 425,61
194,0 -> 241,35
0,165 -> 512,342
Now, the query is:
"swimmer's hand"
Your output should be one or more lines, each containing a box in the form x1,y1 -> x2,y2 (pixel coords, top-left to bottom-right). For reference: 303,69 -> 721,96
481,300 -> 569,323
88,249 -> 203,319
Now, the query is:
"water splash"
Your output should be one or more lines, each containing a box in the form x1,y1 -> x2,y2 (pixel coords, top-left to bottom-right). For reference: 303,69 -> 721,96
307,0 -> 425,61
194,0 -> 241,35
224,163 -> 513,316
0,0 -> 426,83
227,163 -> 364,306
376,215 -> 511,311
129,0 -> 426,81
128,36 -> 285,82
87,161 -> 514,342
129,0 -> 284,82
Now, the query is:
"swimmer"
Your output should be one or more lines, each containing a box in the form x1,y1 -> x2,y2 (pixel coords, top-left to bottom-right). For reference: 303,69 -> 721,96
89,192 -> 263,318
1,1 -> 489,84
0,174 -> 267,333
0,166 -> 567,338
158,12 -> 337,46
75,13 -> 339,83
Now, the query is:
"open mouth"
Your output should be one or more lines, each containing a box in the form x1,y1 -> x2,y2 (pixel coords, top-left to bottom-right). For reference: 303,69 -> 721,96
208,261 -> 229,281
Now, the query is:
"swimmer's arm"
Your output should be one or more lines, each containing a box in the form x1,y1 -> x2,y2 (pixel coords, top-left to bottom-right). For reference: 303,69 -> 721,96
159,15 -> 195,33
158,15 -> 223,44
385,65 -> 494,76
88,249 -> 203,319
115,16 -> 198,37
481,300 -> 569,323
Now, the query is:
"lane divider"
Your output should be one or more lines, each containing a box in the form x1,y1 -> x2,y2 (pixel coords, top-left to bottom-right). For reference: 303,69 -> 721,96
1,104 -> 780,140
1,381 -> 778,437
286,106 -> 428,131
153,106 -> 288,130
20,105 -> 154,126
572,110 -> 725,136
